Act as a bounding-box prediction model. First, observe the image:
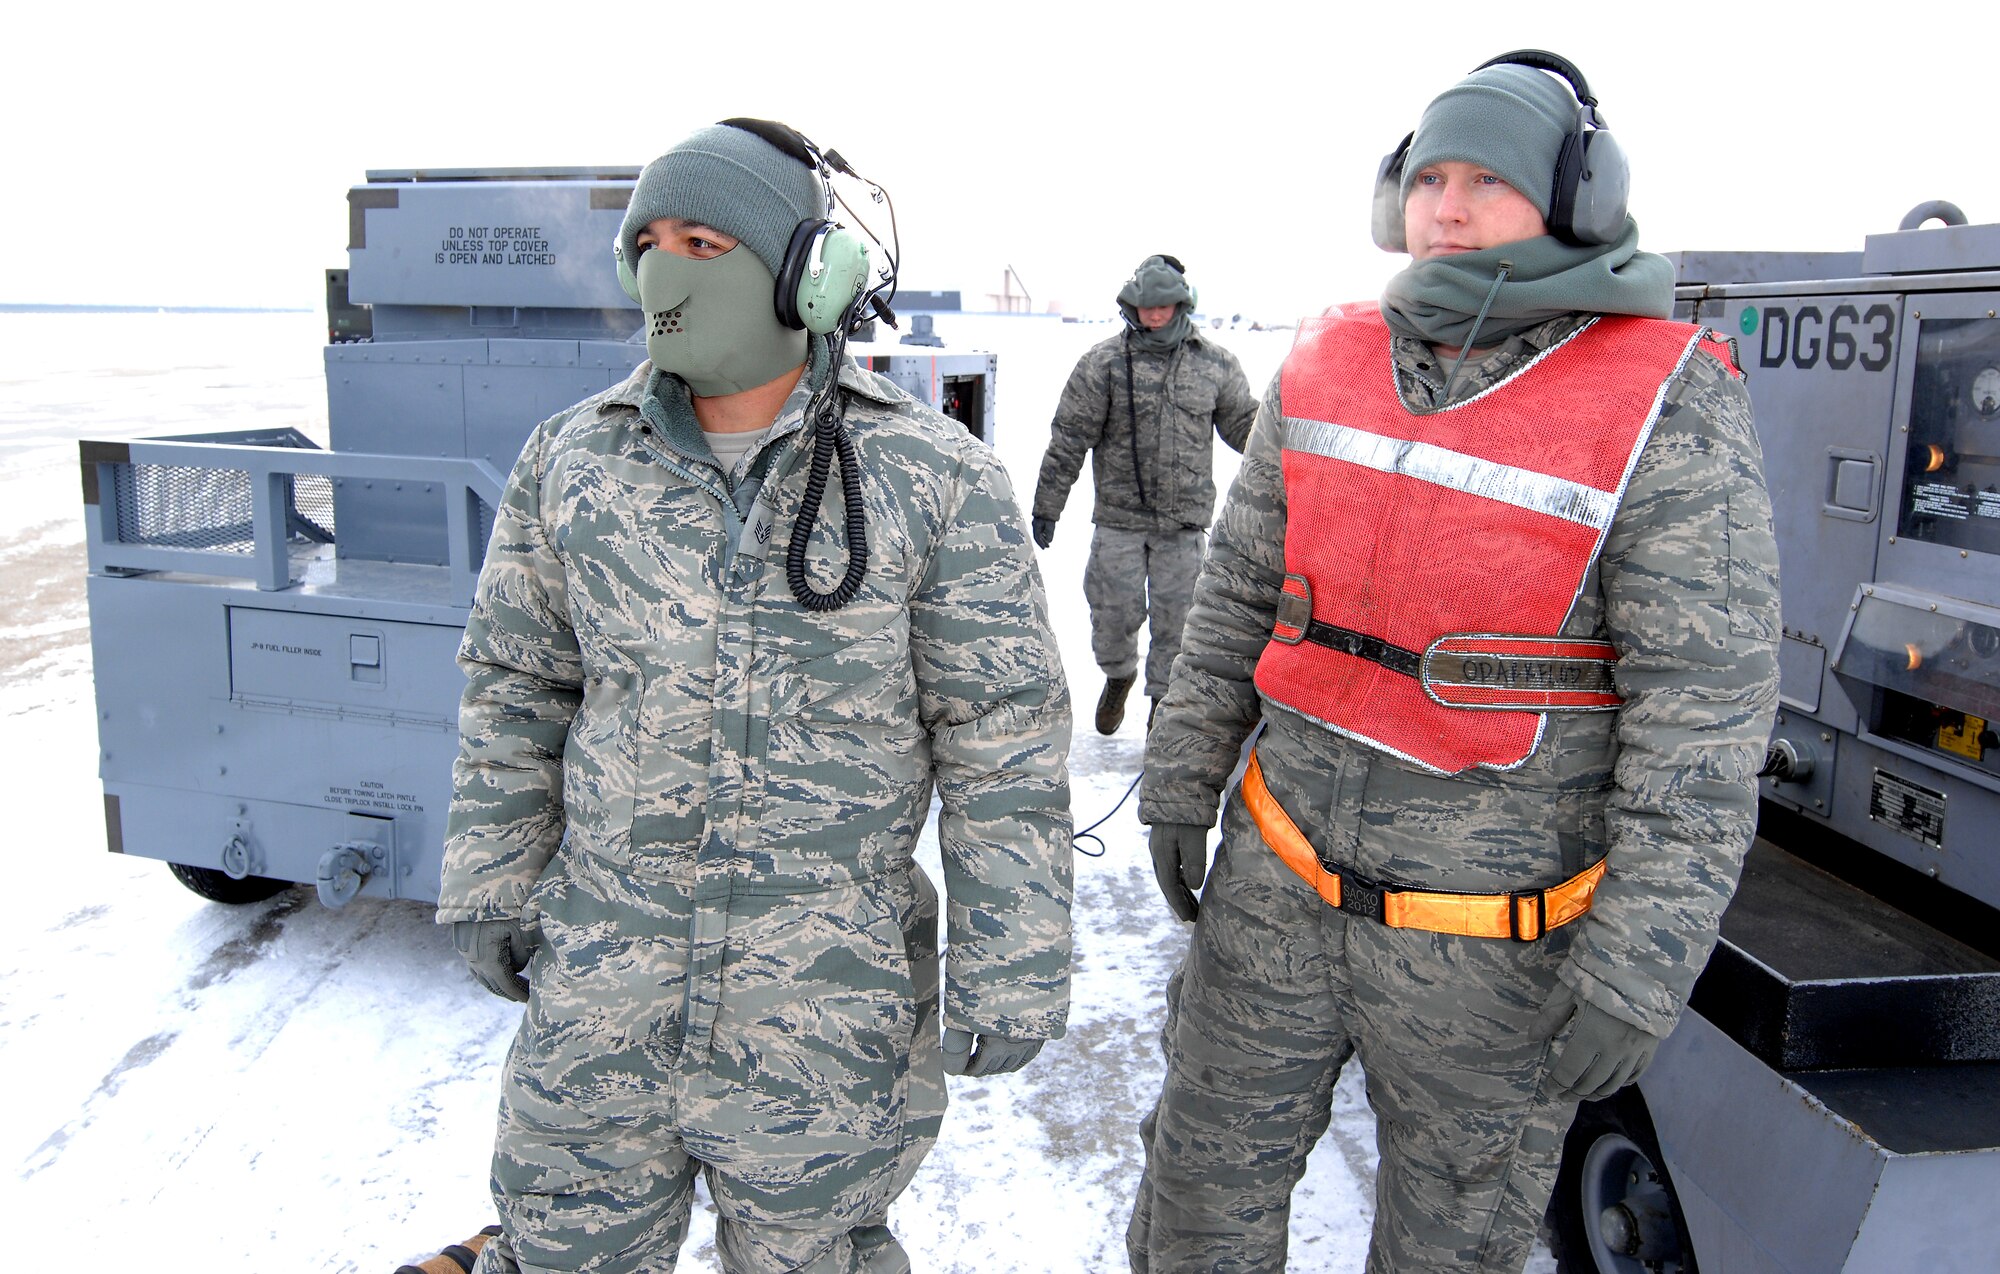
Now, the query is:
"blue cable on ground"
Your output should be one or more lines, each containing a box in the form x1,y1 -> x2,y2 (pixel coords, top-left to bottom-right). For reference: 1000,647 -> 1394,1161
1073,768 -> 1143,858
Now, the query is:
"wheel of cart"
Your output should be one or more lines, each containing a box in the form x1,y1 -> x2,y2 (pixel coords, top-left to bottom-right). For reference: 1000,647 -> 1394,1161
1547,1089 -> 1697,1274
167,862 -> 292,905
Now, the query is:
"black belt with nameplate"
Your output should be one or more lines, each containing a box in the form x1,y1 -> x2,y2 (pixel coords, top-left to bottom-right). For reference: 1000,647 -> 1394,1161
1270,572 -> 1622,711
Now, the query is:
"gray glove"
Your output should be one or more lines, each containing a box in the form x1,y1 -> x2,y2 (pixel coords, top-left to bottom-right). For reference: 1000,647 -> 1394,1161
1148,822 -> 1209,923
1031,516 -> 1056,549
1537,983 -> 1661,1102
452,918 -> 536,1003
941,1026 -> 1045,1076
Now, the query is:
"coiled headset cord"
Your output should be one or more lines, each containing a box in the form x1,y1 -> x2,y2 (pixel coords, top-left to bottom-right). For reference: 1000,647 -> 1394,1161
786,328 -> 870,612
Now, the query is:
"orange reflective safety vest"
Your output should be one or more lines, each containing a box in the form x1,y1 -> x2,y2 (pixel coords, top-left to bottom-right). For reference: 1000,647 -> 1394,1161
1253,304 -> 1738,776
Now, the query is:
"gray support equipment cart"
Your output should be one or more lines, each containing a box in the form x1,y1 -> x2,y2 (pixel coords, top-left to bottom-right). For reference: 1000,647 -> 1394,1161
79,168 -> 996,911
1544,204 -> 2000,1273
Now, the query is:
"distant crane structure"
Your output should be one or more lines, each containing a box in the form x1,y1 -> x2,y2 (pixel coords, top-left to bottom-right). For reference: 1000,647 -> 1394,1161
986,265 -> 1033,314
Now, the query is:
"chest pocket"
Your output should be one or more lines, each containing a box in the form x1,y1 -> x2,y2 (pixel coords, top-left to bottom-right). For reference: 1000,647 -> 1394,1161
1171,372 -> 1218,420
758,611 -> 929,873
770,617 -> 917,729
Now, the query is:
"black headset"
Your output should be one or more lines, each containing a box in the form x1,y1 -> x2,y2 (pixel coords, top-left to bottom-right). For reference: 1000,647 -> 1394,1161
1371,49 -> 1629,252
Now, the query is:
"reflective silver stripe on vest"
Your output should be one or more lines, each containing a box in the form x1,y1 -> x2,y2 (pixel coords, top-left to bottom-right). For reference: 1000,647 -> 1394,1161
1284,417 -> 1620,531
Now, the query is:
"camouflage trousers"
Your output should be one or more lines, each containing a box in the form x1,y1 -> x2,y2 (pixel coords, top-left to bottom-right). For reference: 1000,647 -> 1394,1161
1084,526 -> 1206,699
475,847 -> 946,1274
1126,791 -> 1580,1274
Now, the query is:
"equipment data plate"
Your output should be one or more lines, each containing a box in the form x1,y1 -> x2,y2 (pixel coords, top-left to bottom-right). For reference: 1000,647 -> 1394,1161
1870,769 -> 1946,848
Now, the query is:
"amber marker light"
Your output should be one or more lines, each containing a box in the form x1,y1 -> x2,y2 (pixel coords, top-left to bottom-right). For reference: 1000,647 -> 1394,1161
1907,643 -> 1925,671
1925,445 -> 1948,473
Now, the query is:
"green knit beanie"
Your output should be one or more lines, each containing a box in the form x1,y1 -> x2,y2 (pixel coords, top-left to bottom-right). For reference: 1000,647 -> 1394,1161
618,122 -> 823,283
1400,64 -> 1577,218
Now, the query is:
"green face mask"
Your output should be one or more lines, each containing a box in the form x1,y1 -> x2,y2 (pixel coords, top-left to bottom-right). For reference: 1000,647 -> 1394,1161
637,245 -> 808,397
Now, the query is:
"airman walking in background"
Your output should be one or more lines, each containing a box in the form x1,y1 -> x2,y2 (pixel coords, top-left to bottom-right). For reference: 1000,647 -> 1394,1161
1032,254 -> 1256,734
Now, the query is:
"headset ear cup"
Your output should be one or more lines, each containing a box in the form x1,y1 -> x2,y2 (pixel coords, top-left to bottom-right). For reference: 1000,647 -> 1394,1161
777,220 -> 870,335
1547,117 -> 1628,246
1371,133 -> 1412,253
774,219 -> 828,329
616,245 -> 642,304
796,229 -> 869,335
1568,130 -> 1629,246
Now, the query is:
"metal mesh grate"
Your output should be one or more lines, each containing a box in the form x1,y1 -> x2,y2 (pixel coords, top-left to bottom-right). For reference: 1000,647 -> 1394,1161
292,475 -> 336,543
114,464 -> 336,553
476,497 -> 495,561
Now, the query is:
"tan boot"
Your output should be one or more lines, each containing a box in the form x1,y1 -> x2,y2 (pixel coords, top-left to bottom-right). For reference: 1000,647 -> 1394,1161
395,1226 -> 502,1274
1095,674 -> 1136,735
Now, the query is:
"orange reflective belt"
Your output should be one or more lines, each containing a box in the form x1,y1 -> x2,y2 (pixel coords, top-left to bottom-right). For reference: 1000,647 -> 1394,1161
1241,749 -> 1605,941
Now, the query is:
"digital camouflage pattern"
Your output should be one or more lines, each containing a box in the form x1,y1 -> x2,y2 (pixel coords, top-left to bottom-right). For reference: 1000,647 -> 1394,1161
1083,526 -> 1205,699
1130,833 -> 1583,1273
1131,313 -> 1781,1273
441,347 -> 1074,1273
1032,329 -> 1256,535
477,855 -> 942,1274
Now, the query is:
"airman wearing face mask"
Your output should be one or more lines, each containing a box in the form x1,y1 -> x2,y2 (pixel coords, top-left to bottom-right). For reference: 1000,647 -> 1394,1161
438,118 -> 1075,1274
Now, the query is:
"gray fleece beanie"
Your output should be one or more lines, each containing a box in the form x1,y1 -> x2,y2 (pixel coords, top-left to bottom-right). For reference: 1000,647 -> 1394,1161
1400,64 -> 1577,218
1116,255 -> 1193,311
618,122 -> 822,282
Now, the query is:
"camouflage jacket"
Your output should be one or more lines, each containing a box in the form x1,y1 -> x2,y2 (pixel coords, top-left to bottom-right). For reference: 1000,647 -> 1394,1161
439,351 -> 1074,1041
1141,314 -> 1781,1037
1032,329 -> 1257,533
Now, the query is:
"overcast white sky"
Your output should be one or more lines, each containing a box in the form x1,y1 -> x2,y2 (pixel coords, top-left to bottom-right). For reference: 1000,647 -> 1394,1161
7,0 -> 1997,321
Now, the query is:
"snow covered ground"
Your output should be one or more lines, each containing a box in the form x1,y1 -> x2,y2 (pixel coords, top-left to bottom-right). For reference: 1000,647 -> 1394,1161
0,309 -> 1553,1271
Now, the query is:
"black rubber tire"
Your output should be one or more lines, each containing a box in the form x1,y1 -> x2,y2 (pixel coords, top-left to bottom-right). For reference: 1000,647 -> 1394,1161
167,862 -> 293,905
1547,1090 -> 1698,1274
